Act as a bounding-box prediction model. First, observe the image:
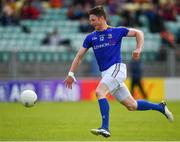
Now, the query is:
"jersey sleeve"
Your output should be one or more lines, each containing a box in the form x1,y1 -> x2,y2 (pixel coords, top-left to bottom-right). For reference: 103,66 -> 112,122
82,35 -> 92,49
117,27 -> 129,37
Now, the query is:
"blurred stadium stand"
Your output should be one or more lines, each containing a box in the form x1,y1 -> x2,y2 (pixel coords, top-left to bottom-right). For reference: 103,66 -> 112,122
0,0 -> 180,79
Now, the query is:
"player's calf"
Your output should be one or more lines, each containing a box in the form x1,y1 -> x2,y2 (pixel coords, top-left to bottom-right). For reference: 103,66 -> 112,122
125,103 -> 137,111
121,97 -> 137,111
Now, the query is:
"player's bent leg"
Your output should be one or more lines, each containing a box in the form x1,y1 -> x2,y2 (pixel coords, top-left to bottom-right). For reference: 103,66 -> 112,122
113,84 -> 174,121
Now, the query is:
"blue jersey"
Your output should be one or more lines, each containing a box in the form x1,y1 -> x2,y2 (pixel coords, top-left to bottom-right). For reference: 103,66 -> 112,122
83,27 -> 129,71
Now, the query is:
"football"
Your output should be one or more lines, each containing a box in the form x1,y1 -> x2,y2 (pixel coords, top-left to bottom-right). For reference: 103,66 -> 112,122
20,90 -> 37,107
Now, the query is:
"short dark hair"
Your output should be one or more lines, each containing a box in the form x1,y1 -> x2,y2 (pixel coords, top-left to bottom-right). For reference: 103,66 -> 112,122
88,6 -> 107,19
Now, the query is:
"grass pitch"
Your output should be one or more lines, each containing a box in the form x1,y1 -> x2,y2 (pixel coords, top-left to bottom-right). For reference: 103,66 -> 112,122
0,101 -> 180,141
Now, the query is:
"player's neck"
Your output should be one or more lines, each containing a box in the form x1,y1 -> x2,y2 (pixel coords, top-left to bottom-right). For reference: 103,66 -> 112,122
97,23 -> 109,31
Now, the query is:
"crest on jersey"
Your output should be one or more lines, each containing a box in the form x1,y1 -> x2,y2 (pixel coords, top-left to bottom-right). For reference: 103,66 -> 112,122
108,34 -> 112,39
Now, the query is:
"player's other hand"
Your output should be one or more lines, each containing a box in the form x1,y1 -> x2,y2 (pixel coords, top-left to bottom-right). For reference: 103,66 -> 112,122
65,76 -> 74,89
132,48 -> 141,60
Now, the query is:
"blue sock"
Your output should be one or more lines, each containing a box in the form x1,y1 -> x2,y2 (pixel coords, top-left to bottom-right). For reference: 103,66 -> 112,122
137,100 -> 164,113
98,98 -> 109,130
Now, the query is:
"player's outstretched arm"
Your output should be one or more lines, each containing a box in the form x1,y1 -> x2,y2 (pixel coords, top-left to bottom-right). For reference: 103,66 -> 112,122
127,28 -> 144,60
65,47 -> 88,89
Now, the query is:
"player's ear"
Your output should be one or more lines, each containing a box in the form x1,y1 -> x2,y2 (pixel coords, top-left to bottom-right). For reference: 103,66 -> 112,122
100,16 -> 105,20
99,16 -> 105,22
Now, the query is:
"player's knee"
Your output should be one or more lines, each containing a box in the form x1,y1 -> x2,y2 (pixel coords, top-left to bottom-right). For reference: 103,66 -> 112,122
95,89 -> 105,99
126,102 -> 137,111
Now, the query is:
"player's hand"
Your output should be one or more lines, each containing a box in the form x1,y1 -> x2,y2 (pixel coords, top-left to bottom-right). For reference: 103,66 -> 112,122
132,48 -> 141,60
65,75 -> 74,89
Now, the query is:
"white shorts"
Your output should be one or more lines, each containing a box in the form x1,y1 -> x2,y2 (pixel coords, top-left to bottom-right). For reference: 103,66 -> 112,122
100,63 -> 130,100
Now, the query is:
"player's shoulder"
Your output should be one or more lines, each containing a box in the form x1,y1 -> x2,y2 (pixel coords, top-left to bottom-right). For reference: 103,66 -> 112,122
111,26 -> 129,35
112,26 -> 129,30
84,31 -> 96,40
88,30 -> 97,36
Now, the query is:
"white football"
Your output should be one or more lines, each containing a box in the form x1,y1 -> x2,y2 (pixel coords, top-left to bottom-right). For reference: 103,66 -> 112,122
20,90 -> 37,107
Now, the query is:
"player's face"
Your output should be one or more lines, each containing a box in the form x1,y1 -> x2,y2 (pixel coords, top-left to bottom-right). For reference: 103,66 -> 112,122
89,14 -> 103,30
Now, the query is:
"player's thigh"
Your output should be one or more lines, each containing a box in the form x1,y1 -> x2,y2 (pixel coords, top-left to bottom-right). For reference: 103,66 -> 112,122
113,84 -> 137,110
96,83 -> 110,99
113,83 -> 131,101
98,63 -> 127,98
100,74 -> 120,95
